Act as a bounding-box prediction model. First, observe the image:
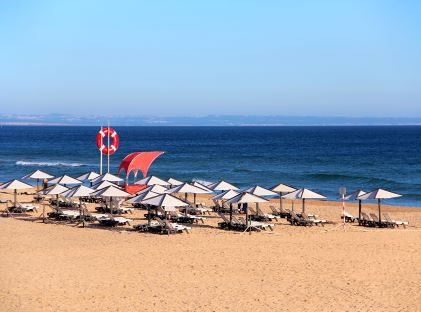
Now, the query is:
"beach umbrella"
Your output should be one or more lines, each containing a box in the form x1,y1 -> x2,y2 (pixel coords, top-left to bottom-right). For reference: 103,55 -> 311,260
61,185 -> 94,225
91,173 -> 123,185
271,183 -> 297,211
135,175 -> 170,187
128,190 -> 161,225
208,180 -> 239,192
90,186 -> 131,216
136,184 -> 168,195
166,182 -> 211,212
0,179 -> 33,209
141,193 -> 188,212
225,192 -> 268,230
92,180 -> 121,191
22,170 -> 54,193
211,189 -> 240,224
39,184 -> 69,211
49,175 -> 82,187
282,188 -> 326,213
77,171 -> 100,186
192,181 -> 213,193
244,185 -> 278,216
344,189 -> 366,224
167,178 -> 183,187
357,188 -> 401,223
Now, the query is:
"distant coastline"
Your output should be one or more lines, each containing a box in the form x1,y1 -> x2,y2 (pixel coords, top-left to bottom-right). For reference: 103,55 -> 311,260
1,114 -> 421,126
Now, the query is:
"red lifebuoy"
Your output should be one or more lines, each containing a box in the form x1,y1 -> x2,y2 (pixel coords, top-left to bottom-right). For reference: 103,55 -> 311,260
96,128 -> 119,155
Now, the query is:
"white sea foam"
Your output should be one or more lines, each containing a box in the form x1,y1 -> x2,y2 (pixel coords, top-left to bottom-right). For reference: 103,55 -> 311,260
15,160 -> 85,167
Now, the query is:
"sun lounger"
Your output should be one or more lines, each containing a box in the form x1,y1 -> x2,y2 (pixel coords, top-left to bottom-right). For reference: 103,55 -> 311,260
301,212 -> 327,226
7,201 -> 39,213
383,213 -> 408,228
169,210 -> 206,224
218,213 -> 245,230
236,216 -> 274,231
341,211 -> 357,223
369,213 -> 394,228
98,216 -> 133,227
288,211 -> 312,226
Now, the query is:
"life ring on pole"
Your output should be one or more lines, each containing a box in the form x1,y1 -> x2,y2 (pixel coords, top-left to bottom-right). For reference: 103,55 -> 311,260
96,128 -> 119,155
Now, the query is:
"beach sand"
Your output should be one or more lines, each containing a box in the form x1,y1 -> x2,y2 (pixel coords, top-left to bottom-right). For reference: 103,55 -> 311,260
1,189 -> 421,311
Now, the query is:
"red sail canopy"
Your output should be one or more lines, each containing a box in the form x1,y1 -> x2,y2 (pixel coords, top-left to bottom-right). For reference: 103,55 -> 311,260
118,151 -> 164,181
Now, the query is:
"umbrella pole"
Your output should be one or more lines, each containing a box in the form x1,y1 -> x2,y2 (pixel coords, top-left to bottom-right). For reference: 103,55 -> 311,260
302,198 -> 305,214
358,200 -> 362,225
56,194 -> 59,212
147,206 -> 151,226
229,203 -> 233,226
279,192 -> 283,210
194,193 -> 196,206
14,189 -> 17,208
110,196 -> 113,218
36,178 -> 40,194
80,198 -> 84,227
245,204 -> 249,230
185,193 -> 188,216
378,199 -> 381,225
255,203 -> 259,216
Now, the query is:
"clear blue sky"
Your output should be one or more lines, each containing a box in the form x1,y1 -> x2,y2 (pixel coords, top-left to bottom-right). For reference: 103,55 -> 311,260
0,1 -> 420,117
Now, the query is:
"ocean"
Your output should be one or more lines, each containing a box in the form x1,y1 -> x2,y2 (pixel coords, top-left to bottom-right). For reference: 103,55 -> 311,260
1,126 -> 420,207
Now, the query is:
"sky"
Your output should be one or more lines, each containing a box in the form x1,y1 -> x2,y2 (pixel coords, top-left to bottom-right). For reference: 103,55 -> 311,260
0,0 -> 421,117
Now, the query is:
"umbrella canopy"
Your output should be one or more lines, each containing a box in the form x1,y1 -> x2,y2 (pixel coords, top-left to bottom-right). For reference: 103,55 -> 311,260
49,175 -> 82,186
22,170 -> 54,180
141,193 -> 188,210
282,188 -> 326,200
128,190 -> 160,203
244,185 -> 277,197
167,178 -> 183,186
61,185 -> 94,198
225,192 -> 268,205
282,188 -> 326,213
271,183 -> 296,193
344,189 -> 366,201
91,173 -> 123,184
39,184 -> 69,195
135,175 -> 170,186
92,180 -> 121,191
211,189 -> 240,201
208,180 -> 239,191
77,171 -> 100,182
192,181 -> 213,193
0,179 -> 33,190
137,184 -> 168,195
166,182 -> 211,195
90,185 -> 131,198
358,189 -> 401,200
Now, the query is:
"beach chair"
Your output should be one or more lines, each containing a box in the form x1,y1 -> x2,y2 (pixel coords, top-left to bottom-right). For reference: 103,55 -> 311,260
169,210 -> 205,224
383,213 -> 408,228
217,213 -> 244,230
369,213 -> 394,228
98,216 -> 133,227
256,206 -> 278,221
341,211 -> 357,223
301,212 -> 326,226
270,205 -> 291,218
288,211 -> 312,226
154,218 -> 191,234
7,200 -> 39,213
236,216 -> 274,231
359,212 -> 374,227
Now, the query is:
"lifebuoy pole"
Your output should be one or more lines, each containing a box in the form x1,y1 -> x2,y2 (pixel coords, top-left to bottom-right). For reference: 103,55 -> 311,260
107,122 -> 110,173
100,126 -> 103,174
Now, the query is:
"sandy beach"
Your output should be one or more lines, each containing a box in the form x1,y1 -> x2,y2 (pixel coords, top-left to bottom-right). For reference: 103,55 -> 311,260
1,189 -> 421,312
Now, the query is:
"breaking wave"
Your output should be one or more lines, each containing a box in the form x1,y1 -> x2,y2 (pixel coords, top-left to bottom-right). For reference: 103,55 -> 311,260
15,160 -> 85,167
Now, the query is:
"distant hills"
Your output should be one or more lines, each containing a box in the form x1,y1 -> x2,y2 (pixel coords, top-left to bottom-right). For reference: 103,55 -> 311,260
1,114 -> 421,126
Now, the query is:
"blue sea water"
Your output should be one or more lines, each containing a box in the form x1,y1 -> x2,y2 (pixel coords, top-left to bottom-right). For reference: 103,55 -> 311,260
1,126 -> 421,207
